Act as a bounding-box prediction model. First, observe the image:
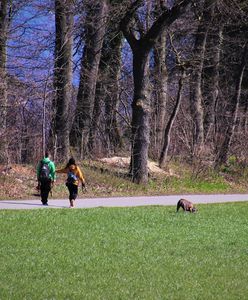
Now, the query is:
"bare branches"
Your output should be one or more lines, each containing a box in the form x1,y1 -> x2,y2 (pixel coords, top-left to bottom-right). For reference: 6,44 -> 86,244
143,0 -> 192,51
120,0 -> 192,54
119,0 -> 143,50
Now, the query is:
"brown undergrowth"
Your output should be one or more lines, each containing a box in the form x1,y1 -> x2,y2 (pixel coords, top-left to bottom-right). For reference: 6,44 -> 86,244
0,156 -> 247,200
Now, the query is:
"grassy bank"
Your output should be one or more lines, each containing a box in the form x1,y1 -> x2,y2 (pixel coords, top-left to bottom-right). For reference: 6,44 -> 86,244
1,203 -> 248,299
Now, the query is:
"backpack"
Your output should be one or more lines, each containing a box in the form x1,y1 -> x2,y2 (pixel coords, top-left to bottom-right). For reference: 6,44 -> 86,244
39,162 -> 50,182
67,171 -> 78,185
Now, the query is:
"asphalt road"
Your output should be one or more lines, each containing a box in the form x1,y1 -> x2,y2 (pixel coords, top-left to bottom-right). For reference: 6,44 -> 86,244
0,194 -> 248,209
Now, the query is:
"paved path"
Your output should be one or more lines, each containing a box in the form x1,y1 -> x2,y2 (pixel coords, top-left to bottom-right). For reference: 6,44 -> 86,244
0,194 -> 248,209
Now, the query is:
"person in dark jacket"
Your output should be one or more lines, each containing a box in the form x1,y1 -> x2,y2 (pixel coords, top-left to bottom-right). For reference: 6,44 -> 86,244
36,152 -> 56,205
57,157 -> 86,208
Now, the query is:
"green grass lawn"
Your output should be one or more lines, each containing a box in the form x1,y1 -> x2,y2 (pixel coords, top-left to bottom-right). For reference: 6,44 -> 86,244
1,203 -> 248,299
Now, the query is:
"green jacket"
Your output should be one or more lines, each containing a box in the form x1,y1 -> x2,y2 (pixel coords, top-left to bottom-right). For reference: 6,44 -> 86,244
37,157 -> 56,181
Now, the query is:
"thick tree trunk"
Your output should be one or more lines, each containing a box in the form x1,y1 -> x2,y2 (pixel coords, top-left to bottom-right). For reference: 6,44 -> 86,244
89,26 -> 123,155
159,69 -> 185,168
215,43 -> 247,167
51,0 -> 73,160
130,49 -> 150,184
151,31 -> 168,159
150,0 -> 168,159
0,0 -> 8,163
190,0 -> 216,154
70,0 -> 108,158
120,0 -> 191,184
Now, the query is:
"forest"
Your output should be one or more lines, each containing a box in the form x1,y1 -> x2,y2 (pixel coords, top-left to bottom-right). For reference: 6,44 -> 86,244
0,0 -> 247,184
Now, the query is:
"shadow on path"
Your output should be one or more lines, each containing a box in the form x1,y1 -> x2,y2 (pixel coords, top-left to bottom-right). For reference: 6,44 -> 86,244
0,201 -> 67,208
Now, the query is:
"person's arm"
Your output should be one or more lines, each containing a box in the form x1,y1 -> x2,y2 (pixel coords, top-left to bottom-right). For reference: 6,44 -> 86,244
76,166 -> 85,185
76,167 -> 86,191
56,166 -> 68,174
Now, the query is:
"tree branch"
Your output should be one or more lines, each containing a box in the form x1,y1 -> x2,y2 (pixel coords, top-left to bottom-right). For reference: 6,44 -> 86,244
141,0 -> 192,50
119,0 -> 144,50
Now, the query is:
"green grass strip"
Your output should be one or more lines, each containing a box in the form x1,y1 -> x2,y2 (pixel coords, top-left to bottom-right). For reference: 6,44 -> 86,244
1,203 -> 248,299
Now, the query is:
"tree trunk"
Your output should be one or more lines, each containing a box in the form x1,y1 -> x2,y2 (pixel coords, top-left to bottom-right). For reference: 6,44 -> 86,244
89,24 -> 123,155
215,42 -> 247,167
204,23 -> 223,142
151,30 -> 168,159
159,69 -> 186,168
0,0 -> 8,163
130,49 -> 150,183
70,0 -> 108,158
51,0 -> 73,160
244,97 -> 248,134
104,38 -> 123,153
190,0 -> 216,154
119,0 -> 191,183
150,0 -> 168,159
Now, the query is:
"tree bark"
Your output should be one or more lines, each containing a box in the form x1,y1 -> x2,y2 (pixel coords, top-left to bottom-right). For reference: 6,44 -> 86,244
150,1 -> 168,159
51,0 -> 74,160
89,22 -> 123,155
203,24 -> 223,142
151,28 -> 168,159
120,0 -> 191,184
70,0 -> 108,158
215,42 -> 247,167
129,49 -> 151,183
0,0 -> 8,163
190,0 -> 216,154
159,69 -> 186,168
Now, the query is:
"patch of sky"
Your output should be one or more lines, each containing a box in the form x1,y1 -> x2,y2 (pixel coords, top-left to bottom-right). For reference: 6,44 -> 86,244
7,1 -> 82,87
121,40 -> 132,78
7,2 -> 55,82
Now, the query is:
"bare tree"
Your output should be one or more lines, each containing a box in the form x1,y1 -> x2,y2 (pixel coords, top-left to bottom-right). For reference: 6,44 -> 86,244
150,0 -> 168,159
120,0 -> 191,183
189,0 -> 216,154
89,3 -> 123,155
159,32 -> 188,168
49,0 -> 74,161
203,20 -> 223,143
70,0 -> 109,158
159,69 -> 186,168
215,42 -> 247,167
0,0 -> 10,163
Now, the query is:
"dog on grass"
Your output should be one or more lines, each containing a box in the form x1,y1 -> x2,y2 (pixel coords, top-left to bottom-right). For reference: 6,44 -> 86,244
177,199 -> 197,213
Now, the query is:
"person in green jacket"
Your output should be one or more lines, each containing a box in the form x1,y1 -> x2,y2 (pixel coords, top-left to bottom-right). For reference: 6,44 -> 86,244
36,152 -> 56,205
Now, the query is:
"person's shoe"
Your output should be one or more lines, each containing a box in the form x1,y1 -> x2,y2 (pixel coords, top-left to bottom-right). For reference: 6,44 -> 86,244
43,203 -> 48,206
69,200 -> 74,208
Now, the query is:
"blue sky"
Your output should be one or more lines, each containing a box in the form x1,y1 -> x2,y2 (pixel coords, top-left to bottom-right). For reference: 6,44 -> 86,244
7,2 -> 55,84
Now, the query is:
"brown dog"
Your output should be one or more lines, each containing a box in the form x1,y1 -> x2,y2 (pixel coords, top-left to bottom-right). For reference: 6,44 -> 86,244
177,199 -> 196,213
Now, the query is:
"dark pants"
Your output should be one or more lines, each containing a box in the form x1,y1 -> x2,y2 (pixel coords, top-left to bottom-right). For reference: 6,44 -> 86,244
40,180 -> 51,204
66,183 -> 78,200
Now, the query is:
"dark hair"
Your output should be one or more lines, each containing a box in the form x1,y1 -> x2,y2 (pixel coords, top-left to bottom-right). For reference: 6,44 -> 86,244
45,151 -> 50,158
66,157 -> 76,167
